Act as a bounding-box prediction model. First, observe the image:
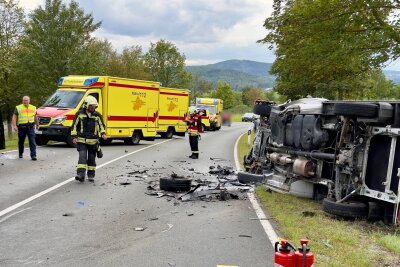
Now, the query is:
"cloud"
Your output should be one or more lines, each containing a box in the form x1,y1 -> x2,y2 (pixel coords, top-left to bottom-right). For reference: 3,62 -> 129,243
18,0 -> 276,65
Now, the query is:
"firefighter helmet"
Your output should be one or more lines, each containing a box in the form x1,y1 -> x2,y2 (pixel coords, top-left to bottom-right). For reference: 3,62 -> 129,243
188,106 -> 196,115
83,95 -> 98,108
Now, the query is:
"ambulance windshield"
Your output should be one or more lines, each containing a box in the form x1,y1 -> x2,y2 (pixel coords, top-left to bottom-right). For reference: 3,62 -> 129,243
43,90 -> 85,108
196,105 -> 217,114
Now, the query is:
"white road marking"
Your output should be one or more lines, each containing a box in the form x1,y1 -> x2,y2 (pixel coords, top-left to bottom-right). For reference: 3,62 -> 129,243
233,132 -> 278,247
0,139 -> 172,218
0,207 -> 32,223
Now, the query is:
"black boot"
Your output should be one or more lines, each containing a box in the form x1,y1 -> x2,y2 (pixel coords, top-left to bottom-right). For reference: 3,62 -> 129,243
189,153 -> 194,158
192,153 -> 199,159
75,175 -> 84,182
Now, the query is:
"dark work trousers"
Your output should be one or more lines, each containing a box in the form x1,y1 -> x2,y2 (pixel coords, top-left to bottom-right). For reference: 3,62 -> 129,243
189,135 -> 199,155
77,142 -> 97,178
18,125 -> 36,158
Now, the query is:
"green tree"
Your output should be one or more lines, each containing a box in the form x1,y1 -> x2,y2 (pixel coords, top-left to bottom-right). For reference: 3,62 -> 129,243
18,0 -> 101,103
211,81 -> 236,109
144,39 -> 192,88
260,0 -> 400,99
242,86 -> 265,106
105,45 -> 151,80
0,0 -> 25,137
189,75 -> 213,101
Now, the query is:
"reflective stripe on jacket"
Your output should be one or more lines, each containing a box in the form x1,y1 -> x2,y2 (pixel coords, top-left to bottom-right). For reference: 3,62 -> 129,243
71,109 -> 106,144
16,104 -> 36,125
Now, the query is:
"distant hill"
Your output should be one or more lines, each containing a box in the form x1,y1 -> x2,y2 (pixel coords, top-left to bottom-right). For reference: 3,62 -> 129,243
186,60 -> 400,90
187,60 -> 275,90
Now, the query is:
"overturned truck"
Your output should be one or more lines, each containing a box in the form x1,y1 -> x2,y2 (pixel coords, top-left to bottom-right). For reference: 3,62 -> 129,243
244,98 -> 400,224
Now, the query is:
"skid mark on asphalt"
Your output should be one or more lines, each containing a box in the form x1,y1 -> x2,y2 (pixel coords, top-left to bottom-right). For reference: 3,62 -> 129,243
233,132 -> 278,247
0,139 -> 172,219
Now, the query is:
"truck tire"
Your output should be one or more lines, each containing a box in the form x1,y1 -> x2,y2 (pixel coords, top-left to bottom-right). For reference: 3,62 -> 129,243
322,198 -> 368,218
333,102 -> 378,118
35,136 -> 48,146
254,103 -> 272,116
237,171 -> 264,184
159,177 -> 192,192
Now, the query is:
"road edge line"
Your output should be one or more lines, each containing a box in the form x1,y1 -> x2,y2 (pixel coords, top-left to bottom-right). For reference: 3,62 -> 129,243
0,139 -> 172,218
233,132 -> 278,246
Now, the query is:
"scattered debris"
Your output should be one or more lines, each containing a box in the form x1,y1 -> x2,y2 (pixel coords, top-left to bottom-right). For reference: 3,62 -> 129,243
134,227 -> 146,231
188,168 -> 195,171
77,201 -> 85,207
209,165 -> 234,175
119,181 -> 132,186
148,217 -> 159,221
210,157 -> 226,161
62,213 -> 73,217
238,235 -> 252,238
168,263 -> 176,266
187,213 -> 194,216
162,224 -> 174,233
125,150 -> 128,153
302,211 -> 316,217
321,240 -> 333,248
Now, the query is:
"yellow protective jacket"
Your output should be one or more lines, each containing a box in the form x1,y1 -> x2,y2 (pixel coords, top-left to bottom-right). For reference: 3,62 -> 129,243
71,109 -> 106,145
16,104 -> 36,125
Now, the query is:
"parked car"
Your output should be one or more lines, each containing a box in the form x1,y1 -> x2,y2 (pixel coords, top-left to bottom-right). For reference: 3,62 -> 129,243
242,112 -> 255,122
242,98 -> 400,225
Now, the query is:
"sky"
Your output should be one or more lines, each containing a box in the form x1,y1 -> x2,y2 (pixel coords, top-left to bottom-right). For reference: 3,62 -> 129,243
18,0 -> 400,70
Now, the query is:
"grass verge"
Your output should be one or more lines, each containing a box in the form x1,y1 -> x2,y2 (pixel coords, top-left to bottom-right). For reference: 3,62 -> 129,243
236,132 -> 400,267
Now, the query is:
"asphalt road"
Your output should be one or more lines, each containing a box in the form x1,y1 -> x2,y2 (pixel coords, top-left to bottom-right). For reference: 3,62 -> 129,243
0,122 -> 274,267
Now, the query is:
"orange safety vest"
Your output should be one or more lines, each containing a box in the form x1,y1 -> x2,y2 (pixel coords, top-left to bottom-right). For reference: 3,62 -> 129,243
16,104 -> 36,125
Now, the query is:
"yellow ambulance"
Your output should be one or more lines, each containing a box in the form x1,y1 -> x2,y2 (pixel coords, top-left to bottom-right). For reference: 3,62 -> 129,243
157,87 -> 189,138
36,75 -> 188,146
195,98 -> 223,131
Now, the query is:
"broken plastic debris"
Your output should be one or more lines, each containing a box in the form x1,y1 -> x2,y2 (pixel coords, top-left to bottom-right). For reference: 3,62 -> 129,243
77,201 -> 85,207
62,213 -> 73,217
119,181 -> 131,185
321,240 -> 333,248
162,224 -> 174,233
238,235 -> 252,238
134,227 -> 146,231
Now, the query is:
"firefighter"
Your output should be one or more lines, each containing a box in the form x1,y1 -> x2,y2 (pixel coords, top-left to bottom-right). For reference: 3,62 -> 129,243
71,96 -> 107,182
12,96 -> 39,160
186,106 -> 201,159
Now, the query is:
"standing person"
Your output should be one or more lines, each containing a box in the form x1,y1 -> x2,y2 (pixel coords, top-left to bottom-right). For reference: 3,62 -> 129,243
12,96 -> 39,160
185,107 -> 201,159
71,95 -> 107,182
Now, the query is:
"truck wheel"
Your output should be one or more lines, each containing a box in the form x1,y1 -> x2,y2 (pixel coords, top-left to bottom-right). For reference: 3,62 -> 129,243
160,177 -> 192,192
237,171 -> 264,184
322,198 -> 368,218
35,136 -> 48,146
333,102 -> 378,118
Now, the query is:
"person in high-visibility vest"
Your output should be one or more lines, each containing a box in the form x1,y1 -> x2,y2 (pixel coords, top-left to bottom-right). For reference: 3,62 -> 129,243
71,95 -> 107,182
12,96 -> 39,160
185,107 -> 202,159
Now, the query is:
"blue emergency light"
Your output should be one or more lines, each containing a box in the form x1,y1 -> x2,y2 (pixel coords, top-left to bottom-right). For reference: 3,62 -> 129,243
84,77 -> 99,86
58,77 -> 65,86
214,99 -> 219,104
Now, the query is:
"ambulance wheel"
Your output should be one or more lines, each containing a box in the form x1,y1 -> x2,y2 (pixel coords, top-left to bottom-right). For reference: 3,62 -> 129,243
66,132 -> 77,148
166,127 -> 174,139
35,136 -> 48,146
124,131 -> 141,145
100,139 -> 112,145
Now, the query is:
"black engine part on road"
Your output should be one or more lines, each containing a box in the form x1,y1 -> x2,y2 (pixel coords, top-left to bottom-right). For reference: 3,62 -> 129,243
237,171 -> 264,184
160,177 -> 192,192
322,198 -> 368,218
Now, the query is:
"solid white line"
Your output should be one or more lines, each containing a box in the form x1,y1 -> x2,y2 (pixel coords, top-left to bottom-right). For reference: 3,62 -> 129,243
1,142 -> 65,154
233,132 -> 278,247
0,139 -> 172,218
